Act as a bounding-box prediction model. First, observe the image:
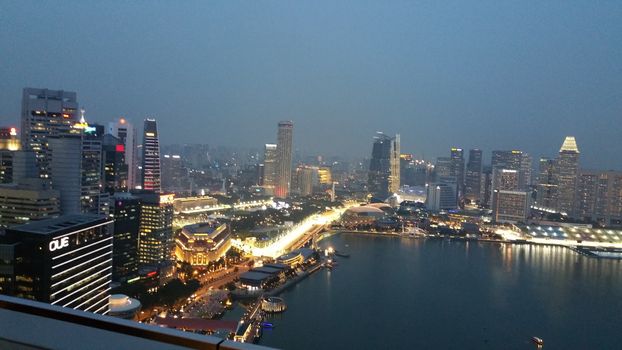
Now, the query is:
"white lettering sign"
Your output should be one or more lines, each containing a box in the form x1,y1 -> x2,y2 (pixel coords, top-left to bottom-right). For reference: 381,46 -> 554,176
49,237 -> 69,252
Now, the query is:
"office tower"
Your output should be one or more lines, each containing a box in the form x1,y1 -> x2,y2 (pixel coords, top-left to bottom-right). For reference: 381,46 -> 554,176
161,154 -> 188,193
141,119 -> 161,192
520,153 -> 533,189
80,123 -> 106,215
261,143 -> 277,187
491,150 -> 523,172
110,193 -> 141,283
368,133 -> 400,199
400,154 -> 416,186
296,166 -> 318,196
491,168 -> 520,199
492,190 -> 530,223
554,136 -> 580,216
426,183 -> 458,211
449,147 -> 465,196
434,157 -> 453,182
135,192 -> 174,267
0,214 -> 113,314
102,134 -> 128,194
275,121 -> 294,198
535,158 -> 557,210
48,134 -> 82,214
480,166 -> 493,207
465,149 -> 482,202
0,178 -> 60,227
575,170 -> 622,225
20,88 -> 79,178
108,118 -> 137,190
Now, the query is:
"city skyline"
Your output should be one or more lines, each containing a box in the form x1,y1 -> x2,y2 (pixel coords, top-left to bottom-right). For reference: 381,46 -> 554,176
2,2 -> 622,169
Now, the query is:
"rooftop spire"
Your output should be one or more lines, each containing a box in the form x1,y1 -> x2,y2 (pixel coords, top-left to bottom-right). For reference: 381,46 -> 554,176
559,136 -> 579,153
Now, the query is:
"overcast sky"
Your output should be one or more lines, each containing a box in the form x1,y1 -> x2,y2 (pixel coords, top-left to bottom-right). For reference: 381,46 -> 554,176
1,1 -> 621,168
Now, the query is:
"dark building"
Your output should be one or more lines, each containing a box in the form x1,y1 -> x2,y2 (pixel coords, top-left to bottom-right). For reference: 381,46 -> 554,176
0,214 -> 113,314
368,133 -> 400,199
102,134 -> 128,194
464,149 -> 482,203
450,148 -> 465,197
110,193 -> 141,283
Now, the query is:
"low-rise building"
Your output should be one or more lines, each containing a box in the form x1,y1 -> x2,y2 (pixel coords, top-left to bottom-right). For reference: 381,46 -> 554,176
175,221 -> 231,266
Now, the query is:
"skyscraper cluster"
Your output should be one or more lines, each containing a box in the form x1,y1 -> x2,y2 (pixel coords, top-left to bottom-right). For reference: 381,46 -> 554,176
258,121 -> 294,198
0,87 -> 174,315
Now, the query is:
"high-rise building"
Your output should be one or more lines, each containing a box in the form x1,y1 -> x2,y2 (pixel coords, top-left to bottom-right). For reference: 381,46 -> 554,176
161,154 -> 188,193
135,192 -> 174,267
48,134 -> 82,214
368,133 -> 400,199
110,193 -> 141,283
0,178 -> 60,228
141,119 -> 161,193
318,167 -> 332,185
492,190 -> 530,224
296,166 -> 318,196
261,144 -> 278,188
79,123 -> 106,215
0,214 -> 113,314
480,166 -> 493,207
108,118 -> 137,190
275,121 -> 293,198
449,147 -> 465,197
426,183 -> 458,211
464,149 -> 482,202
102,134 -> 128,194
554,136 -> 580,216
575,170 -> 622,226
20,88 -> 79,179
535,158 -> 557,210
520,153 -> 533,189
0,150 -> 37,184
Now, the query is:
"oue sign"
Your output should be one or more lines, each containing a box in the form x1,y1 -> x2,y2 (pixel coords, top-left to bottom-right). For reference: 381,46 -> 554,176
49,237 -> 69,252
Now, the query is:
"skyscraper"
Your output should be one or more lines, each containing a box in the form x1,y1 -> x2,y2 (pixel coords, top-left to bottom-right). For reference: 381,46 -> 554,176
535,158 -> 557,210
368,133 -> 400,199
20,88 -> 79,179
108,118 -> 137,190
275,121 -> 293,198
111,193 -> 141,283
554,136 -> 580,216
464,149 -> 482,202
136,192 -> 174,267
48,133 -> 82,214
102,134 -> 128,194
261,143 -> 278,187
141,119 -> 161,192
450,147 -> 465,197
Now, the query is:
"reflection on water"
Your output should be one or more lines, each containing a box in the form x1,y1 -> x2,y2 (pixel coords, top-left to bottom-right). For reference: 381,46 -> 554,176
260,233 -> 622,350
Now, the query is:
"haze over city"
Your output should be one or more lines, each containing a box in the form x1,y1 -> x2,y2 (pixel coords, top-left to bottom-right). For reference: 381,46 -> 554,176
2,1 -> 622,168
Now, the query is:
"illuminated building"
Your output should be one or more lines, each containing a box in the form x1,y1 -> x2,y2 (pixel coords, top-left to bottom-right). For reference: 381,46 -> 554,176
175,221 -> 231,266
318,166 -> 332,184
450,147 -> 465,197
0,214 -> 113,314
575,170 -> 622,226
110,193 -> 140,283
20,88 -> 79,179
108,118 -> 137,190
261,143 -> 277,187
491,150 -> 532,190
554,136 -> 580,216
0,127 -> 20,151
479,166 -> 492,207
0,178 -> 60,228
275,121 -> 293,198
465,149 -> 482,202
102,134 -> 128,194
172,195 -> 218,213
0,150 -> 37,184
368,132 -> 400,199
135,192 -> 174,267
295,165 -> 318,196
108,294 -> 141,320
492,190 -> 530,224
141,119 -> 161,192
79,122 -> 107,215
535,158 -> 557,210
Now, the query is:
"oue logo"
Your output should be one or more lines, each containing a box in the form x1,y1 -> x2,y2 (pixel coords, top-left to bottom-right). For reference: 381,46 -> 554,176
49,237 -> 69,252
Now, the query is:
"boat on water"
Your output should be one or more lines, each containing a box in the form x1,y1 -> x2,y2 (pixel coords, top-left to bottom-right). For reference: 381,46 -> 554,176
335,250 -> 350,258
531,336 -> 544,346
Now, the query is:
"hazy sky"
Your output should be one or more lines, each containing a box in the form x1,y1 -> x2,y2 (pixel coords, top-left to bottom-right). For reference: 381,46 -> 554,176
1,1 -> 621,168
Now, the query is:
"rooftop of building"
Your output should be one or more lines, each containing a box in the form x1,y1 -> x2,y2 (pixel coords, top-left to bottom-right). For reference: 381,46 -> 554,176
8,214 -> 109,235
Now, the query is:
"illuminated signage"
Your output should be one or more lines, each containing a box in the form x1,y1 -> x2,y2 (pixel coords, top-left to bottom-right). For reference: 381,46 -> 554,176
9,128 -> 17,136
116,144 -> 125,152
49,237 -> 69,252
145,132 -> 155,137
